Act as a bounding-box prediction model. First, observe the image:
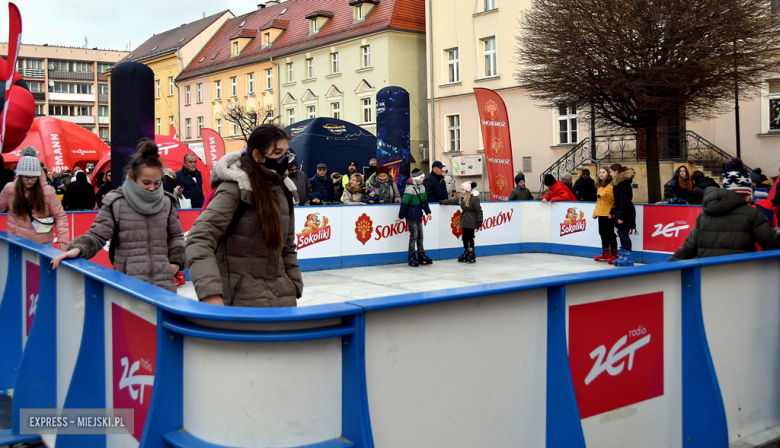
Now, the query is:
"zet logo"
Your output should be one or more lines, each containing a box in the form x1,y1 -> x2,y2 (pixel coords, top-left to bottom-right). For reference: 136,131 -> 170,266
450,210 -> 463,238
560,207 -> 586,236
355,213 -> 374,245
297,213 -> 331,249
324,123 -> 347,135
652,220 -> 690,238
25,261 -> 39,336
490,137 -> 503,156
485,100 -> 499,120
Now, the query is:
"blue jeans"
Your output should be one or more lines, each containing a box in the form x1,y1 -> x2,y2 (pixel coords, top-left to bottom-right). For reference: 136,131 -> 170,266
617,227 -> 632,251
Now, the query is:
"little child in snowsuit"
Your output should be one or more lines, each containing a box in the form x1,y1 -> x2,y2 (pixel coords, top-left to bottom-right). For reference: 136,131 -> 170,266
442,181 -> 483,262
397,169 -> 432,267
361,188 -> 383,204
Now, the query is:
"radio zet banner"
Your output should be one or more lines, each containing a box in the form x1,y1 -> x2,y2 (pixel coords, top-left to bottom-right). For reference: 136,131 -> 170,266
474,88 -> 515,201
568,292 -> 664,419
643,205 -> 700,253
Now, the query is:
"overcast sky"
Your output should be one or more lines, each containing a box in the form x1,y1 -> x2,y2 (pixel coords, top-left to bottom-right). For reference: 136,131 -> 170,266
0,0 -> 259,52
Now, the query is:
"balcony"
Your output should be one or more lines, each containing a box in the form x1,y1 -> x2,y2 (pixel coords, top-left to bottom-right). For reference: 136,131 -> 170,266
98,116 -> 109,124
31,92 -> 45,101
48,70 -> 94,81
98,94 -> 108,103
97,73 -> 108,82
50,115 -> 95,124
19,68 -> 45,78
49,92 -> 95,102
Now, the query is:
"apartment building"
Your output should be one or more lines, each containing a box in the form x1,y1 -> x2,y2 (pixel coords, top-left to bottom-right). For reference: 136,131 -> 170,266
0,44 -> 129,143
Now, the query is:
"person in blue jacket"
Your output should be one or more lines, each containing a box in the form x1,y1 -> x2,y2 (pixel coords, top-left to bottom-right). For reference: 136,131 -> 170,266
424,160 -> 449,202
309,163 -> 335,203
397,169 -> 433,267
174,153 -> 205,208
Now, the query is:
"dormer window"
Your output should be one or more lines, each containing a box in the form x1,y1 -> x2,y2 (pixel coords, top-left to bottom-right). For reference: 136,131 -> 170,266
263,32 -> 271,47
349,0 -> 379,21
232,41 -> 240,55
305,11 -> 334,35
309,19 -> 318,34
229,28 -> 257,56
356,5 -> 363,20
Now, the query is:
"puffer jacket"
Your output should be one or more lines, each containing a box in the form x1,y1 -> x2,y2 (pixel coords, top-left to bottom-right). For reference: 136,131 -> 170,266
689,177 -> 719,205
342,183 -> 365,204
593,183 -> 614,218
508,187 -> 534,201
68,188 -> 185,292
611,169 -> 636,229
0,175 -> 69,245
668,188 -> 780,261
443,195 -> 483,229
370,174 -> 401,203
664,173 -> 693,202
186,151 -> 302,307
542,181 -> 577,202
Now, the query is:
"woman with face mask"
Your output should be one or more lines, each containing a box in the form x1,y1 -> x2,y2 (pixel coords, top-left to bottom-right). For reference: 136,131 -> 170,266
186,124 -> 303,307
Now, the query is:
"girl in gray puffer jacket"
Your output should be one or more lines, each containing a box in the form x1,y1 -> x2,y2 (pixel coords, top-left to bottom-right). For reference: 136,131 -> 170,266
51,140 -> 186,292
442,181 -> 483,263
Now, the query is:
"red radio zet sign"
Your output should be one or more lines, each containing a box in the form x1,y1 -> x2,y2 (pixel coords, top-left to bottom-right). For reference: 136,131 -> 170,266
568,292 -> 665,419
643,205 -> 700,253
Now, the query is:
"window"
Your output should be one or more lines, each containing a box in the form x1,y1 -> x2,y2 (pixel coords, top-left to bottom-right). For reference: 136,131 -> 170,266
330,52 -> 339,74
35,104 -> 45,116
232,41 -> 239,55
446,114 -> 461,152
48,60 -> 92,72
266,69 -> 273,90
170,116 -> 174,130
48,82 -> 93,94
264,32 -> 271,47
355,4 -> 363,20
247,73 -> 255,93
331,102 -> 340,119
97,62 -> 113,73
98,106 -> 109,116
484,0 -> 496,11
361,45 -> 371,68
169,77 -> 174,96
769,80 -> 780,132
307,106 -> 316,119
362,98 -> 372,124
232,122 -> 239,136
18,58 -> 43,70
48,105 -> 92,116
216,118 -> 222,135
483,37 -> 497,77
215,80 -> 221,99
306,58 -> 314,79
310,19 -> 318,34
156,118 -> 161,135
447,48 -> 460,83
287,108 -> 295,125
98,84 -> 108,95
185,86 -> 191,105
197,116 -> 204,137
99,128 -> 110,140
185,118 -> 192,139
156,80 -> 161,98
557,104 -> 578,144
27,81 -> 43,92
286,63 -> 294,83
230,77 -> 237,97
197,83 -> 203,103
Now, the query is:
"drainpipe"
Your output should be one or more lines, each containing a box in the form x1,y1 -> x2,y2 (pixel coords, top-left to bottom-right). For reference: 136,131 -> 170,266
175,49 -> 184,140
270,56 -> 280,124
427,0 -> 435,167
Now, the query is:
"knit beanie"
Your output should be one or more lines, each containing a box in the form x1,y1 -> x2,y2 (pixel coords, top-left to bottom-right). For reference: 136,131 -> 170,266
15,147 -> 41,177
749,172 -> 761,186
722,168 -> 753,201
515,173 -> 525,184
411,168 -> 425,180
460,181 -> 479,196
544,174 -> 556,187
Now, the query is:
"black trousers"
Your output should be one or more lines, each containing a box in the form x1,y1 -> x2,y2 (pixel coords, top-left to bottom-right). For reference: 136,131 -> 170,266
597,216 -> 618,251
617,226 -> 632,251
462,227 -> 475,250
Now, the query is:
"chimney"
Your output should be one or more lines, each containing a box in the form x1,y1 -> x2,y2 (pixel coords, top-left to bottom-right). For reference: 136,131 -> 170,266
258,3 -> 265,9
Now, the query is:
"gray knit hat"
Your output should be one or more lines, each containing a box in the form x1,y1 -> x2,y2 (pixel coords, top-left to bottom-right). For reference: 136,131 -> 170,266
15,147 -> 41,177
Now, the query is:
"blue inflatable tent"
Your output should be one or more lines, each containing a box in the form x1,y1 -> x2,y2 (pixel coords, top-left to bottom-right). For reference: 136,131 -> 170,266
285,118 -> 377,178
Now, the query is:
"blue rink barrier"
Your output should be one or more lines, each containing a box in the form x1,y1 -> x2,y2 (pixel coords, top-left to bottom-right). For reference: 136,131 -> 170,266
2,219 -> 780,446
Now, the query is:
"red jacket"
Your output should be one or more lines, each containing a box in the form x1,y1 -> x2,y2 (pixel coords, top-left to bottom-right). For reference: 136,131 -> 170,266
543,181 -> 577,203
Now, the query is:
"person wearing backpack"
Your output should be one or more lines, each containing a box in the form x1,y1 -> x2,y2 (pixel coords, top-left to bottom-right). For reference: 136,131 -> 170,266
51,140 -> 186,292
186,124 -> 303,307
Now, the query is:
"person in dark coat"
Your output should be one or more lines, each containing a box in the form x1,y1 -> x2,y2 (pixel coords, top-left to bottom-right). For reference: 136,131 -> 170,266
508,173 -> 534,201
662,165 -> 693,204
174,154 -> 205,208
0,154 -> 15,194
423,160 -> 449,203
162,168 -> 177,195
610,164 -> 636,266
309,163 -> 335,202
541,174 -> 577,203
61,171 -> 96,211
689,170 -> 719,205
288,161 -> 312,206
573,168 -> 597,201
95,170 -> 113,209
668,164 -> 780,260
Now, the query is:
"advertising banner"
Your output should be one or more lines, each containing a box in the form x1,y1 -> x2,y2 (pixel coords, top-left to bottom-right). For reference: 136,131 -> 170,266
643,205 -> 700,253
200,128 -> 226,173
341,205 -> 439,256
439,202 -> 521,249
568,292 -> 665,419
25,261 -> 39,337
111,303 -> 156,441
376,87 -> 411,187
473,88 -> 515,201
293,206 -> 342,260
550,202 -> 643,251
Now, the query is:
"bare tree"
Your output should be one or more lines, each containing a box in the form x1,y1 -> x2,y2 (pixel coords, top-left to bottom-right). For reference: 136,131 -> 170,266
220,103 -> 277,143
516,0 -> 780,202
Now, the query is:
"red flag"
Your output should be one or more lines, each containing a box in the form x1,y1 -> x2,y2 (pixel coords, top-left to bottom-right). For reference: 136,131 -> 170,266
200,128 -> 226,172
168,124 -> 177,139
1,3 -> 22,151
474,88 -> 515,201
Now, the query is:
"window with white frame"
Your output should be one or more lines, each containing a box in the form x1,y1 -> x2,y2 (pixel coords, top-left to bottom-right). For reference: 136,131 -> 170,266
446,114 -> 461,152
355,4 -> 363,20
35,104 -> 44,116
331,102 -> 340,119
156,118 -> 161,135
263,32 -> 271,47
27,81 -> 43,92
483,37 -> 497,77
155,80 -> 160,98
169,77 -> 174,96
185,118 -> 191,139
232,41 -> 239,56
286,63 -> 294,83
287,108 -> 295,125
197,83 -> 203,102
230,77 -> 237,97
216,118 -> 222,135
215,80 -> 221,99
247,73 -> 255,93
362,98 -> 372,124
310,19 -> 318,34
99,128 -> 110,140
557,104 -> 578,144
266,69 -> 273,90
361,45 -> 371,68
307,105 -> 316,119
98,84 -> 109,95
48,105 -> 92,116
197,116 -> 203,137
48,82 -> 93,94
447,48 -> 460,83
330,52 -> 339,74
232,122 -> 239,136
769,80 -> 780,132
484,0 -> 496,11
306,58 -> 314,79
98,106 -> 109,116
185,86 -> 191,105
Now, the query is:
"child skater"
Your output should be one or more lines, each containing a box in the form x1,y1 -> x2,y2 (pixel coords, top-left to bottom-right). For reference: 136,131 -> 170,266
396,168 -> 433,267
442,181 -> 483,263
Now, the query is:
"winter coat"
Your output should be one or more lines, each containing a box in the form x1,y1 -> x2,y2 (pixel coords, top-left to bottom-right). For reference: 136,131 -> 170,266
95,182 -> 113,209
0,168 -> 14,193
399,181 -> 431,220
689,177 -> 719,205
443,195 -> 483,229
593,183 -> 615,218
542,181 -> 577,203
186,151 -> 302,307
508,187 -> 534,201
67,188 -> 185,292
342,183 -> 365,204
574,176 -> 597,201
0,176 -> 70,245
664,173 -> 692,202
309,174 -> 335,203
611,169 -> 636,230
370,174 -> 401,203
361,192 -> 383,204
668,188 -> 780,261
289,171 -> 313,206
175,167 -> 205,208
162,176 -> 176,195
423,172 -> 449,202
61,179 -> 96,211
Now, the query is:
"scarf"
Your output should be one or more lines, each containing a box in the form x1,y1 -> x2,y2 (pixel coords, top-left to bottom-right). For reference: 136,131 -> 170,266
123,175 -> 165,215
372,175 -> 394,203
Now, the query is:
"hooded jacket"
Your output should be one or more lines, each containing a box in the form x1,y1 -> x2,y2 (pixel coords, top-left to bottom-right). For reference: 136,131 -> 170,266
61,177 -> 96,211
399,181 -> 431,220
574,176 -> 597,201
342,181 -> 366,204
668,188 -> 780,261
689,176 -> 720,205
611,169 -> 636,229
542,181 -> 577,203
593,183 -> 615,218
186,151 -> 302,307
0,175 -> 70,245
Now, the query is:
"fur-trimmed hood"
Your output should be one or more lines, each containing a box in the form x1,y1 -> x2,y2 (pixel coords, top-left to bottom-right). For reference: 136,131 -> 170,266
612,168 -> 635,186
211,151 -> 290,194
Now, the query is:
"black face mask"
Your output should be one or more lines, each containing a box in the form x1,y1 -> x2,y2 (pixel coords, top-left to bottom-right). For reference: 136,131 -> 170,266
263,157 -> 289,177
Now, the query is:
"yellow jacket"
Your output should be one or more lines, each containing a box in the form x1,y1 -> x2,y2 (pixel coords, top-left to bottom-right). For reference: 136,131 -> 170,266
593,183 -> 614,218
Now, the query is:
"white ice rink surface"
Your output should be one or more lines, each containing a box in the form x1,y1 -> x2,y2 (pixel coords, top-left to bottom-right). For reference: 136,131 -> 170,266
177,253 -> 641,306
